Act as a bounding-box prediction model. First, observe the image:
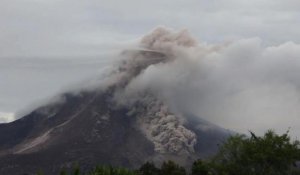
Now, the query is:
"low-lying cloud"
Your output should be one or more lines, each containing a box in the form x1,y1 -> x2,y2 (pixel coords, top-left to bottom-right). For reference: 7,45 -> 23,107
0,112 -> 15,123
117,27 -> 300,136
3,27 -> 300,138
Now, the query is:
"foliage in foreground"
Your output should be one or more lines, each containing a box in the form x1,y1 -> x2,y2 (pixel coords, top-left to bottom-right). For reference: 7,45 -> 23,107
211,130 -> 300,175
54,161 -> 187,175
35,130 -> 300,175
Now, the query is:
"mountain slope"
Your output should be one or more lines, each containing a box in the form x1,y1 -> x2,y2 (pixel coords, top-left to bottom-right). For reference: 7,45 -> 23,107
0,88 -> 229,175
0,29 -> 231,175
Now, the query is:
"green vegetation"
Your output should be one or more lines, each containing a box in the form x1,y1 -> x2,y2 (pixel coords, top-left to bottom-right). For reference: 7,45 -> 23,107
138,162 -> 160,175
191,159 -> 211,175
160,160 -> 186,175
211,130 -> 300,175
36,130 -> 300,175
88,166 -> 136,175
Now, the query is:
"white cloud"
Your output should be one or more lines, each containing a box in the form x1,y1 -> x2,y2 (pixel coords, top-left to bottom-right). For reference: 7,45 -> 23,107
1,0 -> 300,137
0,112 -> 15,123
119,28 -> 300,137
1,0 -> 300,57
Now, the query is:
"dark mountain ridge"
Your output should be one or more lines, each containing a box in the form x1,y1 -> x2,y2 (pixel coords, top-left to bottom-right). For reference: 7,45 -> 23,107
0,90 -> 229,175
0,29 -> 231,175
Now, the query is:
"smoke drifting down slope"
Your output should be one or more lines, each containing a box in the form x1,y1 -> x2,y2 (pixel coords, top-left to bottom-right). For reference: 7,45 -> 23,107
0,29 -> 232,174
3,26 -> 300,174
109,27 -> 300,137
93,29 -> 200,155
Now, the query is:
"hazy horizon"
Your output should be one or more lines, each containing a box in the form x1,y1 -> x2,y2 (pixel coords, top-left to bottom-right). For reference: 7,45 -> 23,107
2,0 -> 300,137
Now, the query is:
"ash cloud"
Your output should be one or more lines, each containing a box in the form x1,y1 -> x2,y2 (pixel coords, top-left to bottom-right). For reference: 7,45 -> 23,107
4,27 -> 300,138
115,27 -> 300,137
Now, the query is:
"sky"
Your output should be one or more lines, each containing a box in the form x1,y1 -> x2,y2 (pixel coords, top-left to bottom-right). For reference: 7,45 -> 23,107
1,0 -> 300,136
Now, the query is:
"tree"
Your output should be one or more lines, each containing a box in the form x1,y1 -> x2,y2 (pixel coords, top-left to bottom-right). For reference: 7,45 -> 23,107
88,165 -> 137,175
72,163 -> 81,175
36,170 -> 44,175
191,159 -> 211,175
59,169 -> 67,175
160,160 -> 186,175
139,162 -> 160,175
212,130 -> 300,175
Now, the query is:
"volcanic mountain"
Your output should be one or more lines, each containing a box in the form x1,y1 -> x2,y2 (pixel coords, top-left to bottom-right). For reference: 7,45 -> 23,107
0,28 -> 230,175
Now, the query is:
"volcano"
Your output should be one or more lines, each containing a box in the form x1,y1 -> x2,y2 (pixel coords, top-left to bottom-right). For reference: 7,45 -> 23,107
0,28 -> 230,175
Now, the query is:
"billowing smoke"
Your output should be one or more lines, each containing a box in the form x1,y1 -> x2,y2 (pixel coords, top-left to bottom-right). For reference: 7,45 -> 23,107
79,28 -> 201,155
10,26 -> 300,151
109,27 -> 300,137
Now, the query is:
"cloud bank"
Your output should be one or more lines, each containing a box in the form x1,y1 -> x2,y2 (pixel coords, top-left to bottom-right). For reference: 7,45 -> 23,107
1,0 -> 300,58
0,112 -> 15,123
116,27 -> 300,136
2,26 -> 300,138
2,0 -> 300,129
